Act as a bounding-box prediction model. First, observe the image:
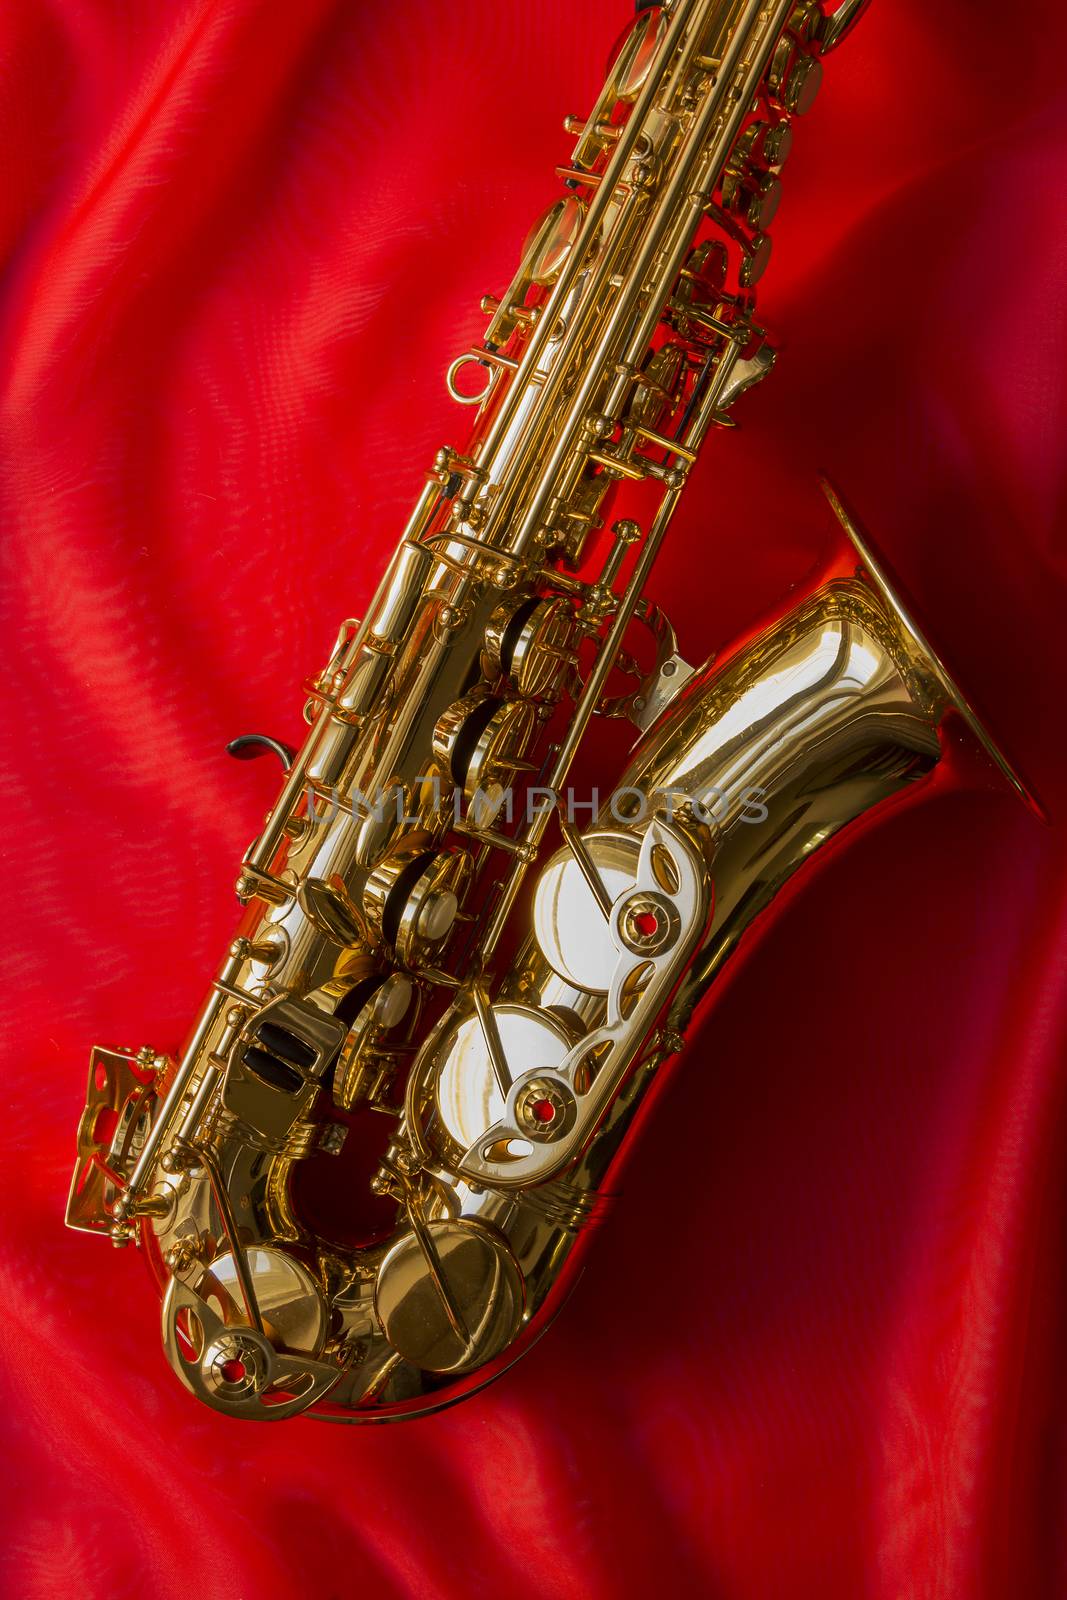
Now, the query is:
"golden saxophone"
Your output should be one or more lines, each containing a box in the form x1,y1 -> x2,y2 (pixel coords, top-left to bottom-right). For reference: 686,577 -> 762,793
67,0 -> 1032,1421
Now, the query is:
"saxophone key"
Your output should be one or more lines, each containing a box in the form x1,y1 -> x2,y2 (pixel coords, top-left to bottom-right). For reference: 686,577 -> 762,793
562,113 -> 622,143
784,53 -> 823,114
374,1217 -> 524,1376
739,229 -> 773,287
723,167 -> 783,230
363,838 -> 473,967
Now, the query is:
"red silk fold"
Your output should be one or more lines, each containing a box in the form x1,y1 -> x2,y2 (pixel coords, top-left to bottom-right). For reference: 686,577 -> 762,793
2,2 -> 1066,1596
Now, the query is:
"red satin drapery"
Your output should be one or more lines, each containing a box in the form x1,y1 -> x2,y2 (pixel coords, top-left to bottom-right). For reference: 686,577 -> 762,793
2,2 -> 1066,1595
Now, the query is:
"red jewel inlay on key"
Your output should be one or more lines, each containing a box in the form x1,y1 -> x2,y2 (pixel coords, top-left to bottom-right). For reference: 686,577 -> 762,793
530,1098 -> 556,1124
221,1359 -> 246,1383
633,910 -> 659,937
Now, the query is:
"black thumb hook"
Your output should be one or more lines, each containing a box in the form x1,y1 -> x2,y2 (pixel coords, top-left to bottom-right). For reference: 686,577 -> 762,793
226,734 -> 297,772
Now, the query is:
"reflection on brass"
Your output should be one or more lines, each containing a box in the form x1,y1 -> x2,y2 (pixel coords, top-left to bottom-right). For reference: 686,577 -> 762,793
67,0 -> 1037,1421
374,1219 -> 524,1374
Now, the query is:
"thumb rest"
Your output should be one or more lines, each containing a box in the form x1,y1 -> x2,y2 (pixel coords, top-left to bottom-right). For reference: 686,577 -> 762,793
67,0 -> 1036,1420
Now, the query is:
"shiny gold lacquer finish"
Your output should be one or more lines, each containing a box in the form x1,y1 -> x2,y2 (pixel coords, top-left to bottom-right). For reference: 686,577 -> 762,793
67,0 -> 1032,1420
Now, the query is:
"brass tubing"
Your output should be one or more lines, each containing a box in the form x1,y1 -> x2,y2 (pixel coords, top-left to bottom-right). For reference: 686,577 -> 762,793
183,1140 -> 265,1335
557,812 -> 614,919
480,479 -> 684,958
125,992 -> 222,1196
508,0 -> 788,557
462,0 -> 707,515
479,298 -> 747,962
471,987 -> 514,1098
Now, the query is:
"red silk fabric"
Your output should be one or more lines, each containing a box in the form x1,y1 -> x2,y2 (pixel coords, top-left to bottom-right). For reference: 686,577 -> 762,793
3,2 -> 1066,1595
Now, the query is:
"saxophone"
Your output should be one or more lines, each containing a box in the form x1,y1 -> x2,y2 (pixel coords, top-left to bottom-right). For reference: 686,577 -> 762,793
67,0 -> 1032,1421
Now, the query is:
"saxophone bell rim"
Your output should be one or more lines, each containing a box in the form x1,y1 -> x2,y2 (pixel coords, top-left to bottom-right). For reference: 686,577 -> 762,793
818,475 -> 1047,824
